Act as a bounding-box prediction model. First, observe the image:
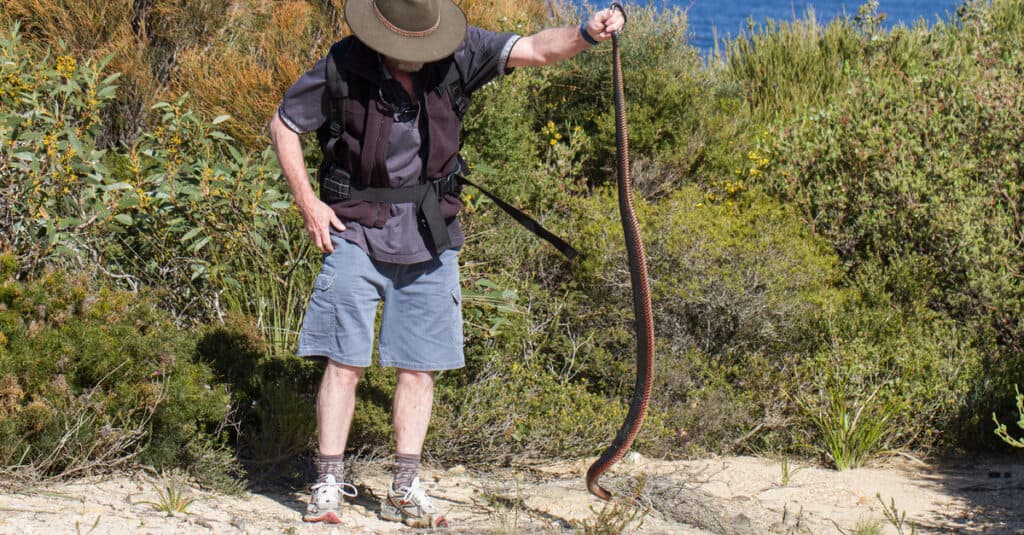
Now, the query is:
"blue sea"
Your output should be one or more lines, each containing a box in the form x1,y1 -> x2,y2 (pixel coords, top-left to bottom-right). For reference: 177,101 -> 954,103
578,1 -> 961,53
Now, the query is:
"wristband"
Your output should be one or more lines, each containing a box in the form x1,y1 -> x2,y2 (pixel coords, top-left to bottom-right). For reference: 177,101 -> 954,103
580,21 -> 600,46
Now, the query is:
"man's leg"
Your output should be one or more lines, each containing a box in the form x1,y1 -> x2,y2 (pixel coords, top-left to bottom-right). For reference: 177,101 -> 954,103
304,360 -> 362,524
393,368 -> 435,458
318,360 -> 363,457
380,368 -> 448,528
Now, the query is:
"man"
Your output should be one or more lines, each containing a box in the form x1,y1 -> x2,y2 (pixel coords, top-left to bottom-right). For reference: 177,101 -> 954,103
269,0 -> 623,527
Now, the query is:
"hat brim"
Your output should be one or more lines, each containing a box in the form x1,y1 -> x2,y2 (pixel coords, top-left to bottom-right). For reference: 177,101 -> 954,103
345,0 -> 467,63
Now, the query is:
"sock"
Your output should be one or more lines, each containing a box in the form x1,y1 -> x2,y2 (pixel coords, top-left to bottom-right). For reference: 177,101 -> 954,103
317,453 -> 344,483
392,452 -> 420,491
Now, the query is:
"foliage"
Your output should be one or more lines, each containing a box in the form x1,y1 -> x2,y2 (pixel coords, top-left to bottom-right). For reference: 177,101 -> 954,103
992,386 -> 1024,448
194,315 -> 320,465
800,371 -> 900,470
557,186 -> 841,455
878,494 -> 920,535
757,0 -> 1024,442
575,475 -> 649,535
532,6 -> 752,192
0,264 -> 238,488
133,471 -> 197,516
0,25 -> 318,333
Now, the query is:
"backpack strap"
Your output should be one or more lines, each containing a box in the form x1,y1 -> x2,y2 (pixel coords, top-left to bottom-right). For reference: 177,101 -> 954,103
436,59 -> 469,119
323,40 -> 350,159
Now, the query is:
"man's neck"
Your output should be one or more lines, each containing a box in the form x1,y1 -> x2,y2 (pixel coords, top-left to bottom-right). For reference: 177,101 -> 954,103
382,57 -> 417,101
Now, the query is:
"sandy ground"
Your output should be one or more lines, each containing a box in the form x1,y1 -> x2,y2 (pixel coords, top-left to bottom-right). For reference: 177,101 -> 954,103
0,454 -> 1021,534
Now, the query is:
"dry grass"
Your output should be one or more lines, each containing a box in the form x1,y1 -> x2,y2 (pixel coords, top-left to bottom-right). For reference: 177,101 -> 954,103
2,0 -> 548,145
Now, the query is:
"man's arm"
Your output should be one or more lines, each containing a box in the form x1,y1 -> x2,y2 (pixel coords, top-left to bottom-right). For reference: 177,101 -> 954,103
507,8 -> 625,68
268,113 -> 345,254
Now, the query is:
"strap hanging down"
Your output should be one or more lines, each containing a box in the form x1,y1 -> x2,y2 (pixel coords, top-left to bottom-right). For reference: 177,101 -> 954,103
457,175 -> 579,261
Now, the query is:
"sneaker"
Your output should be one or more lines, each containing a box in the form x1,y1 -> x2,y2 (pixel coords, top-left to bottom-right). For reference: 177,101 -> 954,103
303,474 -> 357,524
380,477 -> 449,528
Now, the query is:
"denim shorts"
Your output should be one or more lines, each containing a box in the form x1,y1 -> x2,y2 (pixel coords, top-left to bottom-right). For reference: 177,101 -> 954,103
296,235 -> 464,371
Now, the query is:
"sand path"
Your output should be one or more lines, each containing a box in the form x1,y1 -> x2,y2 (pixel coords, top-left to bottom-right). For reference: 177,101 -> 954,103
1,455 -> 1021,534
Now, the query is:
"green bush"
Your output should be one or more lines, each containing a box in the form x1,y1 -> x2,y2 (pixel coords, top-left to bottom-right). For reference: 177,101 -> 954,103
0,266 -> 239,489
758,0 -> 1024,443
0,24 -> 318,342
993,386 -> 1024,448
557,186 -> 842,454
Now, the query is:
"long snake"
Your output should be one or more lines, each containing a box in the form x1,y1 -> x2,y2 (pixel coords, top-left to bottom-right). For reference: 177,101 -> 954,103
585,3 -> 656,501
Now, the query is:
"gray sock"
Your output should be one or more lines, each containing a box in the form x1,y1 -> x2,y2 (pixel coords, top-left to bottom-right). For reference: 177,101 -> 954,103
393,453 -> 420,491
317,453 -> 344,483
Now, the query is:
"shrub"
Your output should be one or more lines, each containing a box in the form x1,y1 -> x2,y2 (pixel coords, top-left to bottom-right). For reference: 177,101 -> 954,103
993,386 -> 1024,448
1,25 -> 318,332
0,266 -> 238,489
758,0 -> 1024,443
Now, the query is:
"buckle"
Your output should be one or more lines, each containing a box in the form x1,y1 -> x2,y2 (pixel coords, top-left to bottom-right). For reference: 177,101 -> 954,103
432,172 -> 463,198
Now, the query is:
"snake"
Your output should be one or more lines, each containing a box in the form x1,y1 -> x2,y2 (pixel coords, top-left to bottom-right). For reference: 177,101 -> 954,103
585,3 -> 656,501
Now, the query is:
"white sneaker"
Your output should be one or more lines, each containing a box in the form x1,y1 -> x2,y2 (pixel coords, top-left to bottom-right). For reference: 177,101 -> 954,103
302,474 -> 357,524
380,477 -> 448,528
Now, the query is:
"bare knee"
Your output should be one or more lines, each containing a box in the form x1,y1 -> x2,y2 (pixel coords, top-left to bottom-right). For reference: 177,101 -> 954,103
322,361 -> 363,390
396,369 -> 435,390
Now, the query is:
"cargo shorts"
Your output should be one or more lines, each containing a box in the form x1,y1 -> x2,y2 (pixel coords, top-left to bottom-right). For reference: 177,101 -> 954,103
296,235 -> 464,371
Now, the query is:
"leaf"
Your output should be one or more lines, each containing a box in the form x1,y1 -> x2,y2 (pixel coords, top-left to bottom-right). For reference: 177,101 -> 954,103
105,181 -> 133,191
191,236 -> 211,252
181,227 -> 202,242
114,213 -> 133,226
212,115 -> 231,125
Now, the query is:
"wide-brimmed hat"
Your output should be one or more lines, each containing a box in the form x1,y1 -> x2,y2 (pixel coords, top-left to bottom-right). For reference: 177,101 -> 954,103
345,0 -> 468,63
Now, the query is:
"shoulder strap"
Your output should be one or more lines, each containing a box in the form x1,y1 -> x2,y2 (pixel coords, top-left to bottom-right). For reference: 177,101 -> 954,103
324,40 -> 352,158
436,58 -> 469,119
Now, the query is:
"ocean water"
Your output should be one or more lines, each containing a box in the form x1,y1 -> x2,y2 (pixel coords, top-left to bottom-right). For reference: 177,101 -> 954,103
580,1 -> 961,52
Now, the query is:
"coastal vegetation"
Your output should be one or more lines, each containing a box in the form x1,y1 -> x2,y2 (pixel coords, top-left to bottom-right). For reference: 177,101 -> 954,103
1,0 -> 1022,490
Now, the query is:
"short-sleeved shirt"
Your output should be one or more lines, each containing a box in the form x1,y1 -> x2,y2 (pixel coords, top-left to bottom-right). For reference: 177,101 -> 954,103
278,27 -> 520,264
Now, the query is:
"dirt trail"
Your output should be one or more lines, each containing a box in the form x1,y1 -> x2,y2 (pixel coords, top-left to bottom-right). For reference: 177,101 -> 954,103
1,455 -> 1021,534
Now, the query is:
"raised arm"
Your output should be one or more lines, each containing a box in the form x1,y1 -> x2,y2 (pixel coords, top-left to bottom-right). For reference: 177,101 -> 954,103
507,8 -> 625,68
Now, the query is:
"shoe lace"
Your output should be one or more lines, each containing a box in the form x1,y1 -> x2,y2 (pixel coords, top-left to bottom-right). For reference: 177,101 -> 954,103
402,479 -> 435,510
312,475 -> 358,499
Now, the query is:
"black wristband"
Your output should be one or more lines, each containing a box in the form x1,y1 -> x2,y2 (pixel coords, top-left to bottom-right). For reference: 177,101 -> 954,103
580,21 -> 600,46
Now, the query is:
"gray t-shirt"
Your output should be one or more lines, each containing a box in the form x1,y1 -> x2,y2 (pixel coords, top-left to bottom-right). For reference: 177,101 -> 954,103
278,27 -> 520,264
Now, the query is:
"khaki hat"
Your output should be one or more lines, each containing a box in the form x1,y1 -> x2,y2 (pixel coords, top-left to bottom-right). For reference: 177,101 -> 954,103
344,0 -> 468,63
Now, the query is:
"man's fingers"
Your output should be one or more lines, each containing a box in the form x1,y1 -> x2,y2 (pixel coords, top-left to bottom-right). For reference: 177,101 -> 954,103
591,9 -> 625,38
330,213 -> 346,233
319,226 -> 335,253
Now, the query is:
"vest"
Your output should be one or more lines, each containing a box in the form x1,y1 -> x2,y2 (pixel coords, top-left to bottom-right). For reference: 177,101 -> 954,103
315,37 -> 578,259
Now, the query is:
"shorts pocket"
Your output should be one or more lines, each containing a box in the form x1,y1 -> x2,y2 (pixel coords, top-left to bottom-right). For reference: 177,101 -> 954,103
314,272 -> 334,292
301,270 -> 336,336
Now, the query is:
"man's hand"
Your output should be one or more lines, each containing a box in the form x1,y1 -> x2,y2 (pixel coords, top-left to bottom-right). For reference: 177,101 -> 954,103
300,199 -> 346,254
268,112 -> 347,254
584,8 -> 626,43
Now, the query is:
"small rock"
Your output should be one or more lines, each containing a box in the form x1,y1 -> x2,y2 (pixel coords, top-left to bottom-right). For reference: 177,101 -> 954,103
624,451 -> 643,464
229,515 -> 247,532
447,465 -> 467,475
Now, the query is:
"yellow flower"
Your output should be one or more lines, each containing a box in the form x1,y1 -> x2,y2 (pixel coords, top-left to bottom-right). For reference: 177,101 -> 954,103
56,55 -> 77,78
